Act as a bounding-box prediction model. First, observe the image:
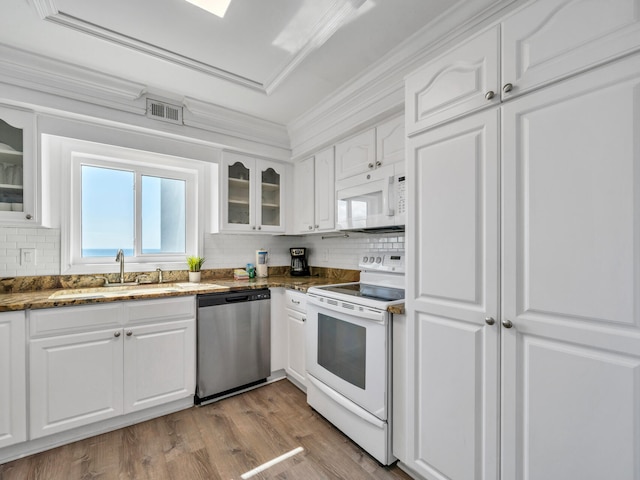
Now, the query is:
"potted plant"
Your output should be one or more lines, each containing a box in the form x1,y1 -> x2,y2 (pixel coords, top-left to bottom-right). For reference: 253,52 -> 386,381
187,255 -> 205,283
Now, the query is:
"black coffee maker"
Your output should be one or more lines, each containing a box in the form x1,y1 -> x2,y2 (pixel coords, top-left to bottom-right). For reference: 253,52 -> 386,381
290,248 -> 310,276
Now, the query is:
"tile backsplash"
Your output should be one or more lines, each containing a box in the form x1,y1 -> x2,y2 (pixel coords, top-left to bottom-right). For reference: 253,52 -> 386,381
0,226 -> 404,277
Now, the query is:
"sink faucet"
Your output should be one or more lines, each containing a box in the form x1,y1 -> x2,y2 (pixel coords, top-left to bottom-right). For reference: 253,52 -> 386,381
156,268 -> 163,284
115,249 -> 125,284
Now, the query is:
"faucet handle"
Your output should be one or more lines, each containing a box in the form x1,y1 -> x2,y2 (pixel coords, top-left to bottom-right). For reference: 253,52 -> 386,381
156,268 -> 163,284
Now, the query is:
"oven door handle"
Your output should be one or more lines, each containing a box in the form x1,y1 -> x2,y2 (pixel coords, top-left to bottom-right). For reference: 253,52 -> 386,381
307,375 -> 385,429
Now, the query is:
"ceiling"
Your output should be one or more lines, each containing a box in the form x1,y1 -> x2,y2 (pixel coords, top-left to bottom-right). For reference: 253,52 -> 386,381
3,0 -> 463,125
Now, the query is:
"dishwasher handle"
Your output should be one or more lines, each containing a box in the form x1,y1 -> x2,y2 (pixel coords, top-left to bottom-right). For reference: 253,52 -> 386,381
226,295 -> 249,303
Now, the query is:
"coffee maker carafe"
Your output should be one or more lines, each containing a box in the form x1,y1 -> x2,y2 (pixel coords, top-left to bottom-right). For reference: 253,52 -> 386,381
290,248 -> 310,276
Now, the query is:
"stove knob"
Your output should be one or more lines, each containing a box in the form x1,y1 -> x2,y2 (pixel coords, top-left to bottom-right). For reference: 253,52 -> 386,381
369,256 -> 375,263
376,256 -> 382,263
362,256 -> 368,263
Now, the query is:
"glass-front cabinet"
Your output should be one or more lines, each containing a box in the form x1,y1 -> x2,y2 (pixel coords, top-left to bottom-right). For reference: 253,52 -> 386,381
221,151 -> 285,233
0,106 -> 36,224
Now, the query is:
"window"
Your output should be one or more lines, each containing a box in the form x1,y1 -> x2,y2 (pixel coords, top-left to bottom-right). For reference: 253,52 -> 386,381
59,138 -> 206,274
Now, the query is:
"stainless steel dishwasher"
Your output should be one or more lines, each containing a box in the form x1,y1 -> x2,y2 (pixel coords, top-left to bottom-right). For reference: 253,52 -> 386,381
195,289 -> 271,405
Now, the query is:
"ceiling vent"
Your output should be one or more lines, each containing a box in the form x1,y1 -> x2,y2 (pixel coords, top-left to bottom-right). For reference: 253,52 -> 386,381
146,99 -> 183,125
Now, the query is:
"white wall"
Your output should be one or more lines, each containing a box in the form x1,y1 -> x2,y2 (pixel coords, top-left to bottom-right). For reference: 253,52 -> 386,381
0,227 -> 404,277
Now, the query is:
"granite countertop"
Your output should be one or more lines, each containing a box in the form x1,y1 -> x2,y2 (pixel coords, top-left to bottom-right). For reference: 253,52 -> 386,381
0,272 -> 405,314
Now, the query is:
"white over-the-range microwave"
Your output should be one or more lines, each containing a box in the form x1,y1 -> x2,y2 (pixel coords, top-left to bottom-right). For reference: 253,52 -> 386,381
335,163 -> 406,233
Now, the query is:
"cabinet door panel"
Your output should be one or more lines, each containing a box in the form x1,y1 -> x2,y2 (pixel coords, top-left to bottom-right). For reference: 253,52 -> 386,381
502,0 -> 640,99
257,160 -> 286,232
221,152 -> 255,232
293,156 -> 315,233
335,129 -> 375,180
286,309 -> 306,386
314,147 -> 335,231
502,55 -> 640,480
0,312 -> 26,448
406,108 -> 499,480
376,115 -> 404,166
124,319 -> 195,413
30,329 -> 123,438
406,27 -> 499,135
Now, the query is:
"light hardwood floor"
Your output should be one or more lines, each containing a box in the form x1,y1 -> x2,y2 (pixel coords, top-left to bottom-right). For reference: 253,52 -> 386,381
0,379 -> 412,479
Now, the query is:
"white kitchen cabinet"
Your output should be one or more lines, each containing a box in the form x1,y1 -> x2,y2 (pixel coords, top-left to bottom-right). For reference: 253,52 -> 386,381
375,115 -> 404,167
220,151 -> 286,233
0,312 -> 26,449
285,290 -> 306,389
123,318 -> 195,413
501,0 -> 640,101
335,128 -> 376,180
404,45 -> 640,480
29,297 -> 195,439
0,106 -> 38,225
405,108 -> 500,480
500,55 -> 640,480
405,26 -> 499,135
293,147 -> 335,234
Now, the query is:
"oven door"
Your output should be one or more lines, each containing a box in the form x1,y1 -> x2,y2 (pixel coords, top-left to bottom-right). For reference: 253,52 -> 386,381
305,294 -> 389,420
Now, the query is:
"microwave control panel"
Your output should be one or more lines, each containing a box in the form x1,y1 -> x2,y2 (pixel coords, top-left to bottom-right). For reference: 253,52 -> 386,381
396,175 -> 406,216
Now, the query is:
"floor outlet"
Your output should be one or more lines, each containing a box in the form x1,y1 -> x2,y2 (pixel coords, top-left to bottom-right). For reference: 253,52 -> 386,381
20,248 -> 36,265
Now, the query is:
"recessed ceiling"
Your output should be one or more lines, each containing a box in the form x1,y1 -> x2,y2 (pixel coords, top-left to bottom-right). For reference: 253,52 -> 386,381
1,0 -> 487,124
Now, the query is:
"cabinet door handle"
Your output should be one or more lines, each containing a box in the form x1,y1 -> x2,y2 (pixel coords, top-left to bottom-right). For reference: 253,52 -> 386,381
315,224 -> 319,228
308,225 -> 313,230
126,330 -> 133,337
485,316 -> 495,326
503,83 -> 513,93
114,331 -> 121,337
302,317 -> 306,322
252,226 -> 256,230
291,299 -> 301,304
368,163 -> 374,169
26,214 -> 32,220
502,319 -> 513,329
485,90 -> 495,100
375,161 -> 382,167
258,226 -> 262,230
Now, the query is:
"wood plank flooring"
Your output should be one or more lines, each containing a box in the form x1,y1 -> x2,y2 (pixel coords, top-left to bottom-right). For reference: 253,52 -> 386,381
0,379 -> 413,480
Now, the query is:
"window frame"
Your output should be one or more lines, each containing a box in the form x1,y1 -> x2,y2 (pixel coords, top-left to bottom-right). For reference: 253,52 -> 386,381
60,139 -> 205,274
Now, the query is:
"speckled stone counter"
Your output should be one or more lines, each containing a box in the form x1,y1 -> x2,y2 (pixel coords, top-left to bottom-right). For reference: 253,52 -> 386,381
0,267 -> 405,314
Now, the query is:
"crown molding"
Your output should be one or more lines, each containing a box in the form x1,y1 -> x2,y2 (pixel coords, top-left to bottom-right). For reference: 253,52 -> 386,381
263,0 -> 366,95
0,43 -> 147,114
288,0 -> 517,158
30,0 -> 364,97
183,97 -> 290,150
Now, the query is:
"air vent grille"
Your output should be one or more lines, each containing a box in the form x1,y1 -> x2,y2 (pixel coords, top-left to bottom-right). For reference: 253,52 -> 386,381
146,99 -> 183,125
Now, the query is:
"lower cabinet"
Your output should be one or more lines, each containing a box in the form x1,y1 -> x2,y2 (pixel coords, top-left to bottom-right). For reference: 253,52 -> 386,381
0,311 -> 26,449
29,297 -> 195,439
285,290 -> 307,387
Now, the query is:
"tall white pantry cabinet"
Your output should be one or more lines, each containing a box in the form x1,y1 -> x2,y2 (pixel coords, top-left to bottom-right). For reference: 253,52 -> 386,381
401,1 -> 640,480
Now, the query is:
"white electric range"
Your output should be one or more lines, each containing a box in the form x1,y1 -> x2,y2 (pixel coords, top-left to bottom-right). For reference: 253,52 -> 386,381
305,251 -> 405,465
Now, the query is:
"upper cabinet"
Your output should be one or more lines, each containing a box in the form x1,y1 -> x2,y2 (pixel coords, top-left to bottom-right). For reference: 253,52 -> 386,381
293,147 -> 336,234
335,116 -> 405,180
335,129 -> 376,180
0,106 -> 37,225
220,151 -> 286,233
501,0 -> 640,101
405,27 -> 500,135
407,0 -> 640,135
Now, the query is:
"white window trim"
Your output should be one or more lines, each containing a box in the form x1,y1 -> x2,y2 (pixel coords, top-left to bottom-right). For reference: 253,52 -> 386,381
58,138 -> 207,275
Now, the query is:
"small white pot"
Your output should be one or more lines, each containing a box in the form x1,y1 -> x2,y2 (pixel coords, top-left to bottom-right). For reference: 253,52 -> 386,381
188,271 -> 201,283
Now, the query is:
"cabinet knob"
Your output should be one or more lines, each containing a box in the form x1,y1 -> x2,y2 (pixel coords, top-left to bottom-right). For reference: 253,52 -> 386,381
308,225 -> 313,230
252,226 -> 256,230
368,163 -> 374,169
485,90 -> 495,100
315,224 -> 319,228
302,317 -> 306,322
25,214 -> 32,220
258,226 -> 262,230
502,319 -> 514,329
114,331 -> 121,337
485,316 -> 495,326
375,161 -> 382,167
292,299 -> 301,304
503,83 -> 514,93
126,330 -> 133,337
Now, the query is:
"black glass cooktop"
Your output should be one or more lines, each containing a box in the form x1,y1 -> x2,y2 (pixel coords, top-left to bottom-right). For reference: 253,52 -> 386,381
319,283 -> 405,302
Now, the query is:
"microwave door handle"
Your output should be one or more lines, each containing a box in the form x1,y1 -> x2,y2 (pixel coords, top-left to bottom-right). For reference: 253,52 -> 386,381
387,176 -> 395,216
